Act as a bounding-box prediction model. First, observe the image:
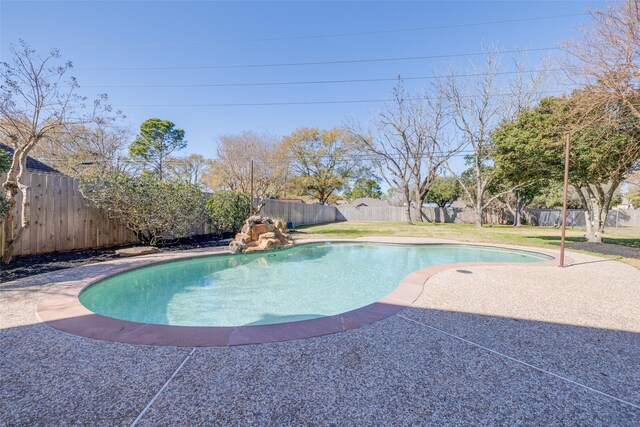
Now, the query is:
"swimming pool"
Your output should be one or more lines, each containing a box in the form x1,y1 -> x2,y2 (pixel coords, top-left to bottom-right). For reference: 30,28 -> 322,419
79,243 -> 552,327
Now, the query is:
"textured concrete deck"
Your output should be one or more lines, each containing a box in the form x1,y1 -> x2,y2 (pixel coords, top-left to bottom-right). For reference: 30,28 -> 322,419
1,238 -> 639,426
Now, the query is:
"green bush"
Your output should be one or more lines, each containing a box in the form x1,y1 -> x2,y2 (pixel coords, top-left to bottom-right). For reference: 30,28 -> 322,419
205,190 -> 250,235
80,173 -> 206,245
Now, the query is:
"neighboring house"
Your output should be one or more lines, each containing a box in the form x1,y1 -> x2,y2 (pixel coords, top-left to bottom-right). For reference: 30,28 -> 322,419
0,143 -> 61,175
349,197 -> 390,208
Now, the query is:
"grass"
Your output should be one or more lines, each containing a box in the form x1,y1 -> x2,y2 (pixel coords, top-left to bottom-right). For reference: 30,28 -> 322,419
293,221 -> 640,268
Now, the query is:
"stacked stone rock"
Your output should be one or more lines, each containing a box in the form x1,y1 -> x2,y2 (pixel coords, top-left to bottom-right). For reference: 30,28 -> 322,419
229,215 -> 294,254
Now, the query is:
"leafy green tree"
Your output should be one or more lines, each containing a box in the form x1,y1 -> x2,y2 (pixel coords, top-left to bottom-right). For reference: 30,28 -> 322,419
527,182 -> 582,209
492,95 -> 640,242
285,127 -> 366,205
343,178 -> 383,201
427,176 -> 461,209
129,118 -> 186,180
80,173 -> 205,245
205,190 -> 251,235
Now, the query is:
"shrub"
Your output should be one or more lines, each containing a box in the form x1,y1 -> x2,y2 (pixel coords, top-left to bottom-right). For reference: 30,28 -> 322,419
80,173 -> 206,245
205,190 -> 250,235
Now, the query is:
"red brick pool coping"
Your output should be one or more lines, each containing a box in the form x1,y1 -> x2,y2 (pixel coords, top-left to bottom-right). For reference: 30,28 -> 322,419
37,242 -> 566,347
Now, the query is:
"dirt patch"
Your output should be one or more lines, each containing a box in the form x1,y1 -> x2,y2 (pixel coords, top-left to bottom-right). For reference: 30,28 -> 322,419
552,241 -> 640,259
0,234 -> 232,283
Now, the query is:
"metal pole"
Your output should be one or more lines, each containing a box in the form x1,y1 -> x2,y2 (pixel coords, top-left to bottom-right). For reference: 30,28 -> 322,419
250,160 -> 254,216
560,133 -> 571,267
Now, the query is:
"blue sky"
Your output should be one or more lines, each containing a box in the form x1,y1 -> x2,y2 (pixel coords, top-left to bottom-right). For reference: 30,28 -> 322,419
1,1 -> 600,158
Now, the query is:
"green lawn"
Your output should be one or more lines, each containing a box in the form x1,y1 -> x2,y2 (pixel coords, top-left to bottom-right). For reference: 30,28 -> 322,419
294,221 -> 640,268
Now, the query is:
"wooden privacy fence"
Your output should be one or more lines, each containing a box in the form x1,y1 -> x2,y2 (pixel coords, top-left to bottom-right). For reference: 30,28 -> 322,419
261,199 -> 337,226
0,172 -> 213,257
336,205 -> 408,222
1,172 -> 138,257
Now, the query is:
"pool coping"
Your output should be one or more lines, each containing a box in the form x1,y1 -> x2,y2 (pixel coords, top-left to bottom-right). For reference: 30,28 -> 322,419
36,240 -> 569,347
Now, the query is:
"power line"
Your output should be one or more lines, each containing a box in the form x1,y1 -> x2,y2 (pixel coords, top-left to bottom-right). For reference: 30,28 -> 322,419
115,90 -> 565,108
74,47 -> 558,71
79,67 -> 564,89
66,12 -> 588,49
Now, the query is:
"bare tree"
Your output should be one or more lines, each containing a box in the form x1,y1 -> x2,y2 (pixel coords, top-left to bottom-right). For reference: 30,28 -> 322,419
0,41 -> 112,262
438,49 -> 548,227
348,82 -> 457,223
348,87 -> 415,222
566,0 -> 640,120
166,153 -> 210,186
32,121 -> 130,177
410,89 -> 455,221
203,131 -> 289,203
437,51 -> 503,227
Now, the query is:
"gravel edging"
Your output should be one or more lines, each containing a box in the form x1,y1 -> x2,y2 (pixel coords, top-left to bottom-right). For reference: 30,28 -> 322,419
0,235 -> 232,283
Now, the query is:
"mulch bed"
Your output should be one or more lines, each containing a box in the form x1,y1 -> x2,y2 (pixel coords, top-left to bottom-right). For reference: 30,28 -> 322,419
0,234 -> 232,283
552,241 -> 640,259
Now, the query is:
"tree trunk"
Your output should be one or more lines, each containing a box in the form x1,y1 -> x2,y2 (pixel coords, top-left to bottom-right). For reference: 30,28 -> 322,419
474,162 -> 483,228
474,197 -> 483,228
2,154 -> 31,264
514,191 -> 522,227
404,186 -> 412,224
585,198 -> 607,243
1,187 -> 16,264
504,196 -> 517,226
414,187 -> 423,222
438,205 -> 446,224
577,181 -> 618,244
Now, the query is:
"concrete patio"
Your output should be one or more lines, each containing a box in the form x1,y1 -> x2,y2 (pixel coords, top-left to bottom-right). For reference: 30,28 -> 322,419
1,238 -> 639,426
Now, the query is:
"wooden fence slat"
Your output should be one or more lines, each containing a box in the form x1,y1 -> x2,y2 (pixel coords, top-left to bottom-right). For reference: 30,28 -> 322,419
73,179 -> 82,249
45,174 -> 55,253
36,174 -> 46,254
65,176 -> 73,250
60,176 -> 71,251
52,175 -> 62,251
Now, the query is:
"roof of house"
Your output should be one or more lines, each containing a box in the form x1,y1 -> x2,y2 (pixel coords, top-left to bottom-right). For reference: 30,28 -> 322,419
349,197 -> 390,208
0,144 -> 61,174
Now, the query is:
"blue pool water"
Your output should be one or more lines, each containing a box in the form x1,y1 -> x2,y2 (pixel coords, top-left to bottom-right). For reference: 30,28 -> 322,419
79,243 -> 551,327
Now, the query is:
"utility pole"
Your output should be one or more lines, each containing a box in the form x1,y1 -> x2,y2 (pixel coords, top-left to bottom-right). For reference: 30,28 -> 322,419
560,133 -> 571,267
250,159 -> 254,216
